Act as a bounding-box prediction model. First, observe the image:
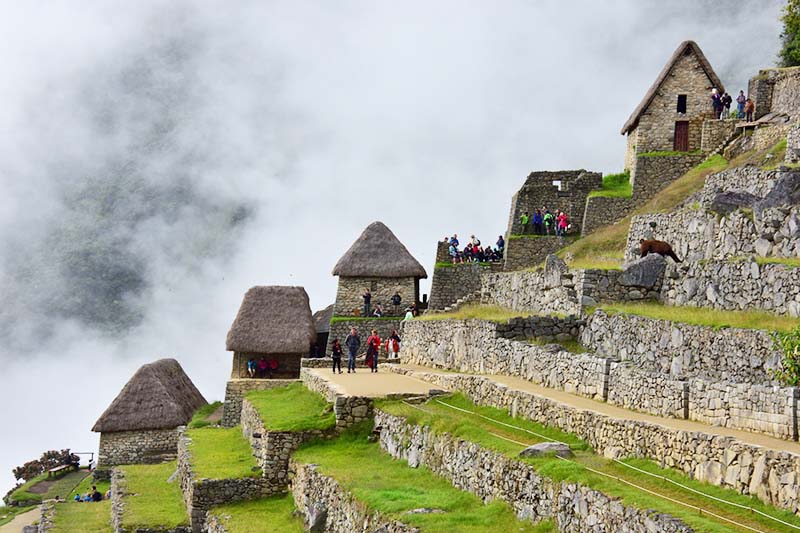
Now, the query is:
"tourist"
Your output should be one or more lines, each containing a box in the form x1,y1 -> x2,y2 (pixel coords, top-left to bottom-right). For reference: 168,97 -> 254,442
362,288 -> 371,317
519,211 -> 529,234
345,327 -> 360,373
331,339 -> 343,374
386,330 -> 401,359
736,90 -> 746,119
496,235 -> 504,254
711,88 -> 722,119
82,491 -> 92,502
721,91 -> 732,118
543,210 -> 554,235
91,486 -> 102,502
449,234 -> 459,247
391,292 -> 402,314
105,489 -> 111,500
745,97 -> 755,122
74,493 -> 81,502
463,242 -> 473,262
366,329 -> 381,372
449,242 -> 462,264
557,211 -> 569,236
532,209 -> 543,234
373,304 -> 383,317
402,307 -> 414,322
470,235 -> 480,247
246,358 -> 256,378
257,357 -> 268,379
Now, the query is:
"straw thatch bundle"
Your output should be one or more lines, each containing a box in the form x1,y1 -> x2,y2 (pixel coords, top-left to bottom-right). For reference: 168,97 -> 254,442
92,358 -> 207,433
226,286 -> 316,353
312,304 -> 334,334
332,221 -> 427,278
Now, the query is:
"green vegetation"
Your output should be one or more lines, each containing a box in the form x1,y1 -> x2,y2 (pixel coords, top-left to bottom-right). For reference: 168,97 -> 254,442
416,304 -> 540,323
68,475 -> 110,501
188,401 -> 223,429
118,462 -> 188,531
755,256 -> 800,268
52,501 -> 111,532
528,337 -> 585,354
246,382 -> 335,432
597,302 -> 800,333
330,315 -> 399,323
378,394 -> 800,533
8,468 -> 90,505
638,149 -> 702,157
762,139 -> 788,170
186,428 -> 260,479
294,422 -> 550,533
772,325 -> 800,385
0,505 -> 36,528
210,494 -> 304,533
588,171 -> 632,198
779,0 -> 800,67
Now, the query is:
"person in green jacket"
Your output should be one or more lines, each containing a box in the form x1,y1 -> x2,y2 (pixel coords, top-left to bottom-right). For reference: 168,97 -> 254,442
543,210 -> 555,235
520,212 -> 530,234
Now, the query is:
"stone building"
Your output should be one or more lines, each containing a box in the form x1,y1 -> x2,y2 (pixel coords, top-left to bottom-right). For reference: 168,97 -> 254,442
92,358 -> 207,475
332,221 -> 427,317
621,40 -> 723,170
309,303 -> 333,357
226,286 -> 316,380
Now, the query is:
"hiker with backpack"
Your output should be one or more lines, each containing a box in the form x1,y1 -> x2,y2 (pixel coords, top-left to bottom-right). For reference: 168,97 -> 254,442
543,210 -> 555,235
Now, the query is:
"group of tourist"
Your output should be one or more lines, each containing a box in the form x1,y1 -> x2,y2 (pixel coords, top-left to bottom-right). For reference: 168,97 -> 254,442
73,485 -> 107,503
711,89 -> 755,121
246,356 -> 278,379
519,208 -> 569,236
361,288 -> 409,318
330,327 -> 402,374
446,234 -> 504,264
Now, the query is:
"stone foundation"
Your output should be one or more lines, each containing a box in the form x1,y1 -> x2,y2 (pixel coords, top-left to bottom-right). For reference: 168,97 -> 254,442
221,379 -> 298,427
428,262 -> 489,311
630,154 -> 705,204
502,236 -> 569,271
300,367 -> 375,430
97,428 -> 179,470
581,195 -> 635,236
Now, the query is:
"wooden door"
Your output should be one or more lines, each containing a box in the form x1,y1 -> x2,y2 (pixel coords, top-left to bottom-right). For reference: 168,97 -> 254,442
673,121 -> 689,152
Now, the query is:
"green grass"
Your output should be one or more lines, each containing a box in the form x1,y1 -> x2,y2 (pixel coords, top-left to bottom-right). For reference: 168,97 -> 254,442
188,401 -> 223,429
0,505 -> 37,527
246,382 -> 335,432
597,301 -> 800,333
588,171 -> 632,198
294,422 -> 550,533
51,501 -> 111,532
8,468 -> 90,505
330,315 -> 400,323
762,138 -> 788,170
638,149 -> 702,157
68,475 -> 110,501
186,427 -> 260,479
754,256 -> 800,268
377,394 -> 800,533
210,494 -> 304,532
417,304 -> 541,323
118,462 -> 188,530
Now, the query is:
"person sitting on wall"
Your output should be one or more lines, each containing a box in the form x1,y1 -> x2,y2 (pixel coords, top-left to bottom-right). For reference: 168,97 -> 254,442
246,357 -> 256,378
448,242 -> 462,264
373,304 -> 383,317
257,356 -> 268,378
449,234 -> 459,247
402,308 -> 414,322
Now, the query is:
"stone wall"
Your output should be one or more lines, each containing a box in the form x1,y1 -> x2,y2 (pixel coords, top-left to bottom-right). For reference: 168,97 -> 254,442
97,428 -> 178,471
290,461 -> 415,533
749,67 -> 800,121
177,431 -> 272,532
428,263 -> 487,310
375,410 -> 692,532
606,364 -> 687,419
630,153 -> 705,204
697,166 -> 781,207
387,368 -> 800,514
502,236 -> 569,271
661,259 -> 800,317
494,314 -> 584,342
581,195 -> 635,236
333,276 -> 417,317
327,318 -> 402,356
787,123 -> 800,163
754,123 -> 792,152
580,310 -> 782,382
701,119 -> 737,152
221,379 -> 298,427
110,467 -> 191,533
300,367 -> 375,430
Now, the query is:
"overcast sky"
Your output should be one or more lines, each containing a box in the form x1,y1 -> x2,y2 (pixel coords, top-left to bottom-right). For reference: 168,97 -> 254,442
0,0 -> 783,498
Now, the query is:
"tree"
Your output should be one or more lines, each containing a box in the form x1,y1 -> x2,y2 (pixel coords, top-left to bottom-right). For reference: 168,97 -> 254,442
779,0 -> 800,67
11,449 -> 78,482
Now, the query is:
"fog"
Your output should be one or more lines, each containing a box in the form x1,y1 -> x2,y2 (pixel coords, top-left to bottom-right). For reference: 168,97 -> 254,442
0,0 -> 782,498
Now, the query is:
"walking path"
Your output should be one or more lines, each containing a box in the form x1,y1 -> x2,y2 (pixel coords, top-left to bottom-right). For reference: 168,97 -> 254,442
304,367 -> 438,398
0,508 -> 38,533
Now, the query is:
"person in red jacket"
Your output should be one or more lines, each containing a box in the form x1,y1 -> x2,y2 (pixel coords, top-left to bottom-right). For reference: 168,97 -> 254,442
366,329 -> 381,372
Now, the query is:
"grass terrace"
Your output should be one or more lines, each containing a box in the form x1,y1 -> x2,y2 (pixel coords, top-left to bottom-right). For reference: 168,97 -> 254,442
68,475 -> 110,501
754,256 -> 800,268
188,400 -> 223,429
377,394 -> 800,533
587,171 -> 632,198
8,468 -> 90,505
597,302 -> 800,333
51,501 -> 111,532
293,422 -> 553,533
417,304 -> 541,323
246,383 -> 335,432
117,462 -> 187,531
185,427 -> 260,479
209,494 -> 304,533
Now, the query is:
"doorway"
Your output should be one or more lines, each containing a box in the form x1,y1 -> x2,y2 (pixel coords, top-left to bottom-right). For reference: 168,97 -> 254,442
673,121 -> 689,151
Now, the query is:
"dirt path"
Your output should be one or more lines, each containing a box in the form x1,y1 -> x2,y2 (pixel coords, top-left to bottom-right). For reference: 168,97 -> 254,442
0,508 -> 38,533
399,363 -> 800,455
305,367 -> 438,397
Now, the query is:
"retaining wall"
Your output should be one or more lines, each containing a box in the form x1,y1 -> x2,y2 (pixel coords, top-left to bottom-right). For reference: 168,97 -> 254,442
581,195 -> 635,236
221,379 -> 298,427
503,236 -> 568,271
300,367 -> 374,430
110,467 -> 191,533
631,153 -> 705,204
428,262 -> 488,310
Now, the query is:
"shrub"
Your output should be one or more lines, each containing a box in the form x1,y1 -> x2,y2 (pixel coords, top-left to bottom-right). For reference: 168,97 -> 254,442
772,325 -> 800,385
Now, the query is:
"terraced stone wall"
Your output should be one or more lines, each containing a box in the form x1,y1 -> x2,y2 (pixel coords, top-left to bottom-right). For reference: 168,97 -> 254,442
221,379 -> 298,427
428,263 -> 487,310
581,195 -> 635,236
110,467 -> 191,533
300,368 -> 374,429
97,428 -> 179,471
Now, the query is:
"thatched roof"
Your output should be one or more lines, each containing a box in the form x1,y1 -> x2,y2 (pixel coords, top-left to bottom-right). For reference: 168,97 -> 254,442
312,304 -> 334,333
621,41 -> 724,135
332,221 -> 427,278
92,358 -> 207,433
226,286 -> 316,353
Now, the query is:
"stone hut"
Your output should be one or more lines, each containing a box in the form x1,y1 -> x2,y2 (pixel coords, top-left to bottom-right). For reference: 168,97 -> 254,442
621,40 -> 723,170
226,286 -> 316,380
310,303 -> 334,357
332,221 -> 427,317
92,358 -> 207,475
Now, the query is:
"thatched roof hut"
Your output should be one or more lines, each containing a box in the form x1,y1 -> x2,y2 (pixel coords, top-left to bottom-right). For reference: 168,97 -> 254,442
92,358 -> 207,433
312,304 -> 334,334
332,221 -> 427,278
226,286 -> 316,354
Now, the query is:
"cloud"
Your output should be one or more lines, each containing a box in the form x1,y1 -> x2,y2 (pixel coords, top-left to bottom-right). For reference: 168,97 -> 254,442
0,0 -> 783,497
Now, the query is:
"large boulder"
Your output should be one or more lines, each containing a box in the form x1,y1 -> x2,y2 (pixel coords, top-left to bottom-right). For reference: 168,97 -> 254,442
620,254 -> 666,289
709,191 -> 760,216
755,172 -> 800,212
543,254 -> 567,289
519,442 -> 573,458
